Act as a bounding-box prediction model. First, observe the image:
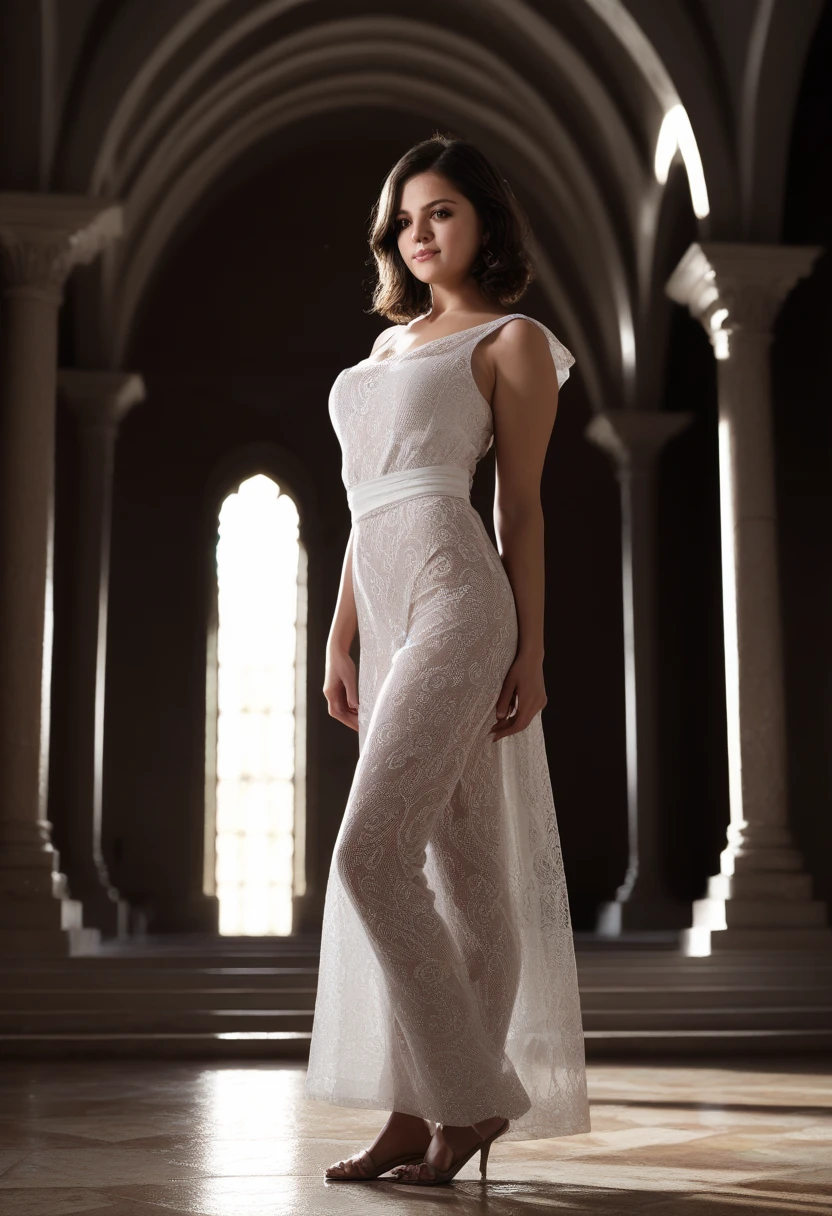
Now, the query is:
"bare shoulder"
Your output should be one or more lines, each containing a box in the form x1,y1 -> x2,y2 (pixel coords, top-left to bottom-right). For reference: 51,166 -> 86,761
485,316 -> 556,381
490,316 -> 551,356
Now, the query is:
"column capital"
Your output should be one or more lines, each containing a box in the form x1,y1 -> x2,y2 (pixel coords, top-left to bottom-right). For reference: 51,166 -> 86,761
665,241 -> 822,357
585,408 -> 694,477
57,370 -> 145,434
0,193 -> 123,304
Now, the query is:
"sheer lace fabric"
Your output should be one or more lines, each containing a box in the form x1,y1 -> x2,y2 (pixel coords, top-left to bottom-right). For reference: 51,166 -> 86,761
305,314 -> 591,1141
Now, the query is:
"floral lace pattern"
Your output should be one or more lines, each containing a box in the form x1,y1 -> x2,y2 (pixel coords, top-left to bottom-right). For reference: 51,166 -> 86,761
305,315 -> 591,1141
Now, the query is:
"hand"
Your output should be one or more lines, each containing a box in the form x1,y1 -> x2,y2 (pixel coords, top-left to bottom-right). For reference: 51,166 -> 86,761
324,648 -> 360,732
488,653 -> 546,742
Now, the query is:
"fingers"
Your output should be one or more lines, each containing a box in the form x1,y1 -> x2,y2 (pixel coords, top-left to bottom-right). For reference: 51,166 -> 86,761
488,692 -> 517,741
328,705 -> 359,731
493,688 -> 517,722
331,713 -> 359,732
488,701 -> 543,742
324,683 -> 360,731
489,718 -> 530,741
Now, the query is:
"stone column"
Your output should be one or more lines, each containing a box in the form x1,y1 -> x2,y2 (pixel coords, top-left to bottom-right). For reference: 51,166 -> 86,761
666,241 -> 831,954
587,409 -> 694,934
54,371 -> 145,937
0,194 -> 122,956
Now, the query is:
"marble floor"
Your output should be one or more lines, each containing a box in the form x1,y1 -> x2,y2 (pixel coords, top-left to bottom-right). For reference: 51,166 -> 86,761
0,1058 -> 829,1214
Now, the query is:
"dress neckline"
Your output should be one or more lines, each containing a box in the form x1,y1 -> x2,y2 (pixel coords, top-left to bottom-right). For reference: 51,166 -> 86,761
365,312 -> 526,365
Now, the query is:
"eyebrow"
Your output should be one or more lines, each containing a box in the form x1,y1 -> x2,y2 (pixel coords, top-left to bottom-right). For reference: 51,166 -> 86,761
395,197 -> 457,216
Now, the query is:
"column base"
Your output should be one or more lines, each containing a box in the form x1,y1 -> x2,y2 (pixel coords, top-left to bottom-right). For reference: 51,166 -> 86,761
0,847 -> 101,956
71,886 -> 131,939
0,923 -> 101,957
61,863 -> 131,938
682,865 -> 831,956
596,896 -> 691,936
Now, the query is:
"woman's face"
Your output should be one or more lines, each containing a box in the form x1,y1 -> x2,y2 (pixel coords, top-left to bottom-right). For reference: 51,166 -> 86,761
394,171 -> 485,288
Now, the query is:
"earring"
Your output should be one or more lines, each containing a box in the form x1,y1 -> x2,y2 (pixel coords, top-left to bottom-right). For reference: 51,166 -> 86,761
482,246 -> 497,267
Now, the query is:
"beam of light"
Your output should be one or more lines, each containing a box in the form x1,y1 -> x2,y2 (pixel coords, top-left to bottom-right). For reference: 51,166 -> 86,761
655,104 -> 711,219
717,416 -> 744,872
710,308 -> 731,360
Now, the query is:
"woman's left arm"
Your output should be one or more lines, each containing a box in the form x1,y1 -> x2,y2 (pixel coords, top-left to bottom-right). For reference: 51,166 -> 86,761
487,319 -> 560,742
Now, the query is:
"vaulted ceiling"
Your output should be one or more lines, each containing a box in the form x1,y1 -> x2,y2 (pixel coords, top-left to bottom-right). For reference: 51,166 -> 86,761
0,0 -> 823,409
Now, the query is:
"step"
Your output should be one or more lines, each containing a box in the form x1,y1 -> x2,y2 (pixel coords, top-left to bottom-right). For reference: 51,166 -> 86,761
583,1028 -> 832,1056
580,1006 -> 832,1031
0,1009 -> 314,1034
0,926 -> 101,956
0,986 -> 318,1012
574,963 -> 832,985
0,967 -> 319,991
577,985 -> 832,1010
0,1027 -> 829,1060
0,1031 -> 313,1059
0,953 -> 321,971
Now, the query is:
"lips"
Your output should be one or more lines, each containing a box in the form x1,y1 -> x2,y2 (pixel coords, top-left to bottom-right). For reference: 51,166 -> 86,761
413,250 -> 437,261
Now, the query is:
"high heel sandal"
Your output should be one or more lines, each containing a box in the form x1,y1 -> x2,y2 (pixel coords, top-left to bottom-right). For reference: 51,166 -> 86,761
325,1145 -> 428,1181
391,1117 -> 510,1185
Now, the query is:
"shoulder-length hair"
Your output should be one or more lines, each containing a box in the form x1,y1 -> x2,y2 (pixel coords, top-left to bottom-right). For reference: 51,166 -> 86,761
368,134 -> 536,324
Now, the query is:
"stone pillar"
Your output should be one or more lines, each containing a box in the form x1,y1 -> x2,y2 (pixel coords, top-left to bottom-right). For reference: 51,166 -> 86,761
666,241 -> 831,954
0,193 -> 122,956
587,409 -> 694,934
54,371 -> 145,937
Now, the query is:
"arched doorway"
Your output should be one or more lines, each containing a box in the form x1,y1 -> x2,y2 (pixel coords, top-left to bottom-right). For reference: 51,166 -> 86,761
206,473 -> 307,935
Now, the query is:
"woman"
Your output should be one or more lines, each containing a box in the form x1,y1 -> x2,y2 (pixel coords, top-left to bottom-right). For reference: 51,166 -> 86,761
304,134 -> 590,1186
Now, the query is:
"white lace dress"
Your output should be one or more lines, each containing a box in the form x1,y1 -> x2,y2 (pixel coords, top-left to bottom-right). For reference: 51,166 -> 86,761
304,313 -> 591,1142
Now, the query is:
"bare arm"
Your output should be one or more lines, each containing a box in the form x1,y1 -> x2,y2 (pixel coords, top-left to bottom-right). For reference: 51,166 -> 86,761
486,319 -> 560,740
323,528 -> 359,731
327,527 -> 357,655
323,325 -> 398,729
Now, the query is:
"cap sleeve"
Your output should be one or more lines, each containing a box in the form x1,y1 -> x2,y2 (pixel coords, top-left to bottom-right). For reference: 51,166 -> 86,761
521,317 -> 575,389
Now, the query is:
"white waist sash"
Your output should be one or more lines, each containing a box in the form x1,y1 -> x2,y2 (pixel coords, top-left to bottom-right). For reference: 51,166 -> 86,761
347,463 -> 472,524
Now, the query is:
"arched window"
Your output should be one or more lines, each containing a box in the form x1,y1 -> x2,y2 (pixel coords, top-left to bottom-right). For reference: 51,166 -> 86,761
208,473 -> 306,935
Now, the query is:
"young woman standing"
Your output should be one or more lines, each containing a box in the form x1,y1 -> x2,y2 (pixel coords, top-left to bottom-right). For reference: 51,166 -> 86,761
305,134 -> 590,1187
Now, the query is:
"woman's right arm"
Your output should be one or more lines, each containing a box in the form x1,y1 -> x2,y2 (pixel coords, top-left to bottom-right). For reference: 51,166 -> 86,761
323,527 -> 360,731
324,324 -> 399,730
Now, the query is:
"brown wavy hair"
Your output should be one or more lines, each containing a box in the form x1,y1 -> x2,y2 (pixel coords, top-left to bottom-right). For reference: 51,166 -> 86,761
367,133 -> 536,324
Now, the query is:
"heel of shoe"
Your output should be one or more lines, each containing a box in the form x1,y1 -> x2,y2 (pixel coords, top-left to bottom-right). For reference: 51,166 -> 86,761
479,1140 -> 491,1178
479,1117 -> 509,1179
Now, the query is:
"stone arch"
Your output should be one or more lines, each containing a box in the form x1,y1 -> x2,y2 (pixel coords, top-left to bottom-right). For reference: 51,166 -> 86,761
54,0 -> 695,411
582,0 -> 737,233
739,0 -> 826,239
55,0 -> 808,408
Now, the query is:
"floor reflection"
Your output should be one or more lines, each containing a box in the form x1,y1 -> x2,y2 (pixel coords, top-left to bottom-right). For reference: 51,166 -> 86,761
0,1058 -> 829,1214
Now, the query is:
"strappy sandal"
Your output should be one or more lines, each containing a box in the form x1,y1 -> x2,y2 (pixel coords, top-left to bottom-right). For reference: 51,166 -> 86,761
391,1117 -> 510,1185
324,1145 -> 428,1181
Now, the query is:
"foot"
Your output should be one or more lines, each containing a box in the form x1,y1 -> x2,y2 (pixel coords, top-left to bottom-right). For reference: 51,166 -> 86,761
391,1115 -> 506,1182
324,1111 -> 432,1179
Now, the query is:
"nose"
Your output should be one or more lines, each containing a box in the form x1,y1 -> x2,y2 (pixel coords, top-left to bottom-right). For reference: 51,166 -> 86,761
410,219 -> 432,244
